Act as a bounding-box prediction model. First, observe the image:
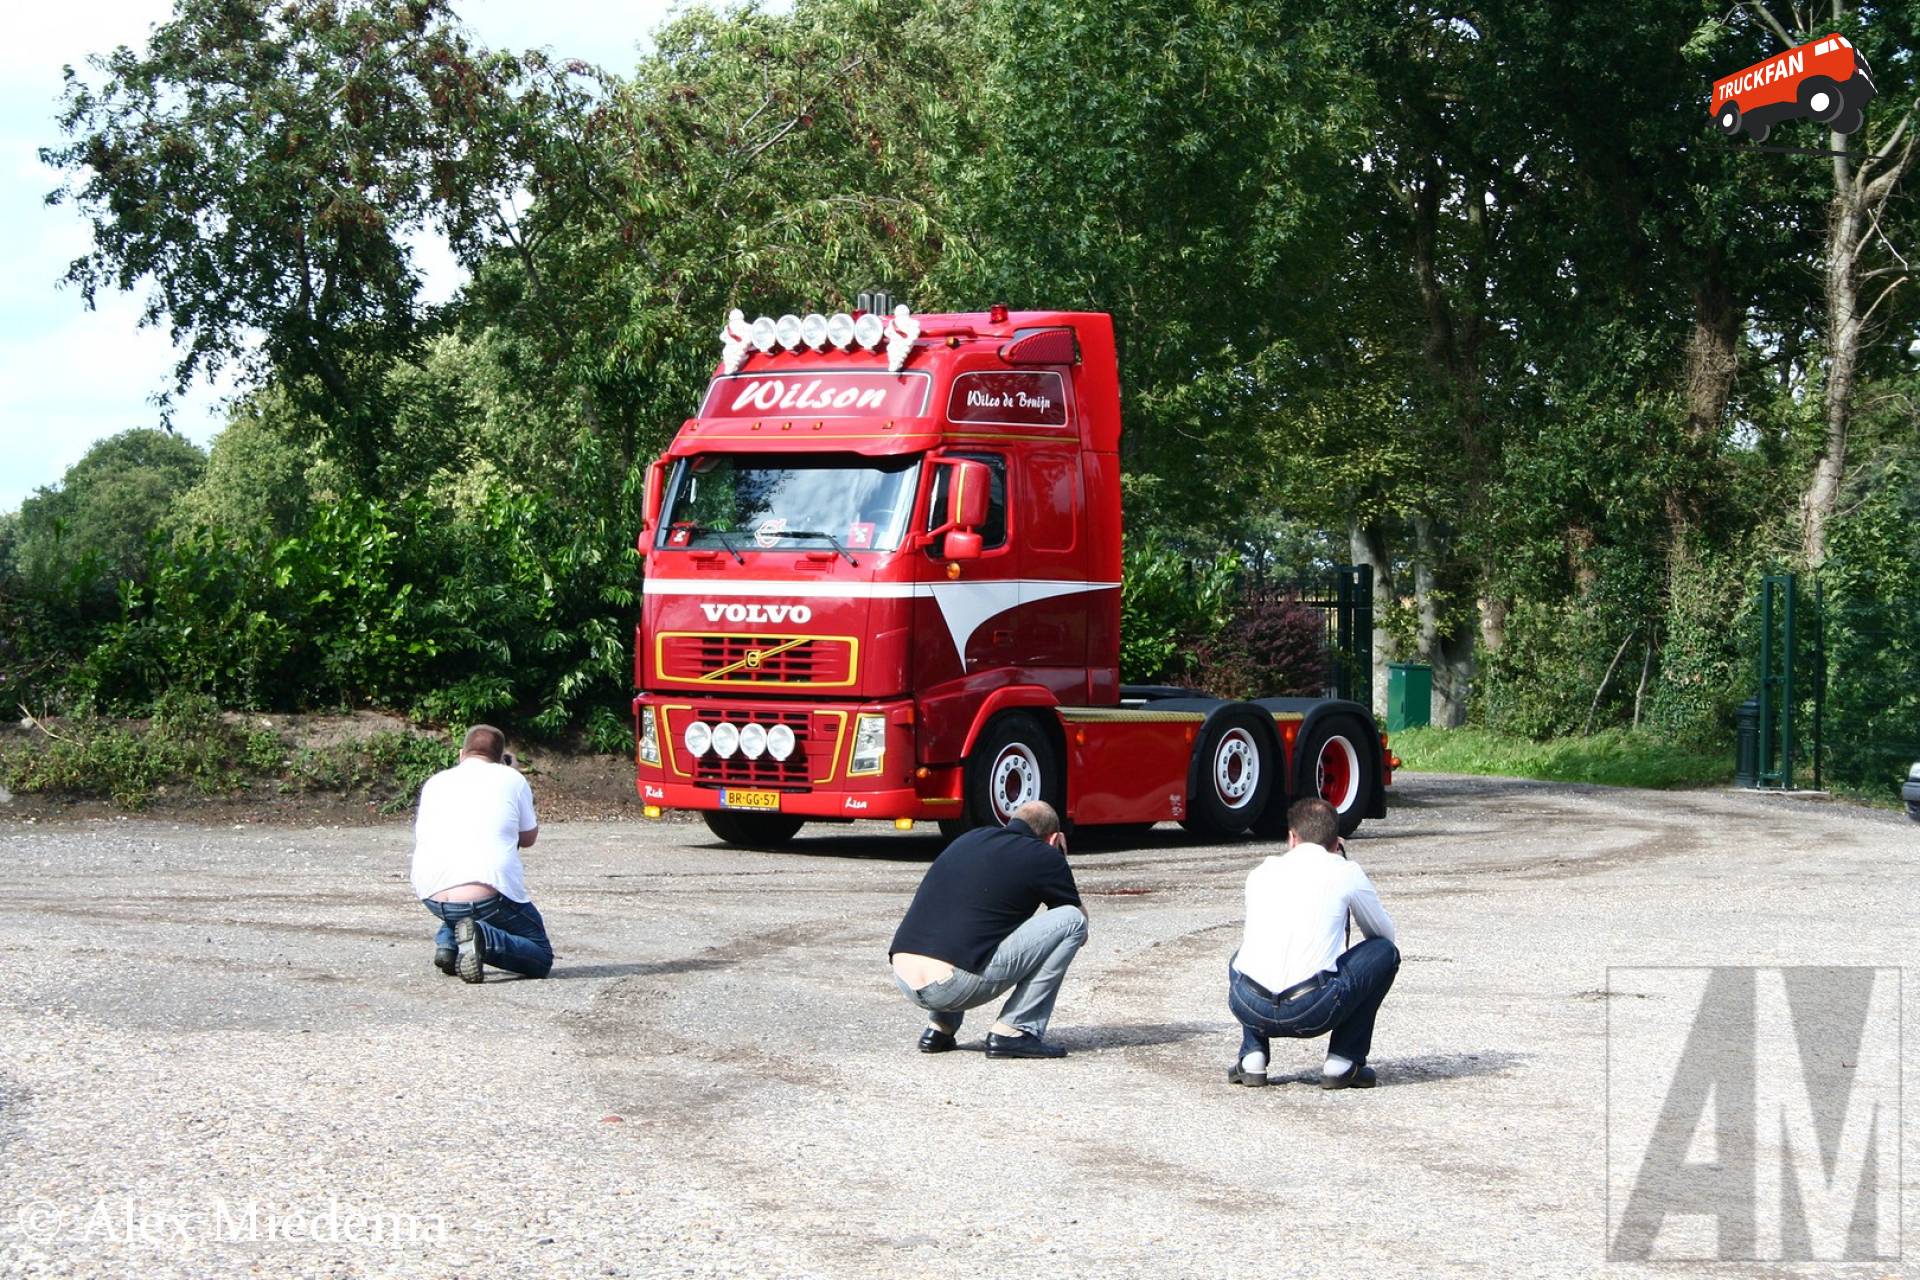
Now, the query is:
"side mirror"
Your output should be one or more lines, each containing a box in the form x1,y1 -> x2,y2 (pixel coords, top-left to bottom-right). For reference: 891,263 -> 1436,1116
947,459 -> 990,530
943,530 -> 983,561
642,458 -> 669,533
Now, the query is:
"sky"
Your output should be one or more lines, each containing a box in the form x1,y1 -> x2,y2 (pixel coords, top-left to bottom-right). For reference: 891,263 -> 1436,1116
0,0 -> 683,514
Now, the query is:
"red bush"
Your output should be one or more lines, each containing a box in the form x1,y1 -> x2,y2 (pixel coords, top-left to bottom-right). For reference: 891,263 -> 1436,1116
1192,595 -> 1330,699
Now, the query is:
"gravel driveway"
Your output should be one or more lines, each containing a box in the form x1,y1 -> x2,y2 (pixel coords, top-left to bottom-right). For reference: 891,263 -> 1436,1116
1,775 -> 1914,1278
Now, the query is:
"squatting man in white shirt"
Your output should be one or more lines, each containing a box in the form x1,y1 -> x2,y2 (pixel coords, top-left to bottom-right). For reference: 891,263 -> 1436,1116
1226,796 -> 1399,1089
410,725 -> 553,982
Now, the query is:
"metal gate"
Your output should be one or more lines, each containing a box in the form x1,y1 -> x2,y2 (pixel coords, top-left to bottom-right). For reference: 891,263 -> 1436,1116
1239,564 -> 1375,704
1751,571 -> 1825,790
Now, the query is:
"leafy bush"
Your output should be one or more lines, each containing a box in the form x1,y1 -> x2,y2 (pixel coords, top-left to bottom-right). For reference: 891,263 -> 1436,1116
1191,595 -> 1329,698
1119,533 -> 1240,684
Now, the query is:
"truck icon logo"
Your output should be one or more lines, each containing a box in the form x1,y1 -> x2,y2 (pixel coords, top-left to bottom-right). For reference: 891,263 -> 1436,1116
1712,32 -> 1875,142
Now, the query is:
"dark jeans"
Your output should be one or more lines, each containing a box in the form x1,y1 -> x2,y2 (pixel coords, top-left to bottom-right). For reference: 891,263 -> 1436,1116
423,895 -> 554,978
1228,937 -> 1400,1066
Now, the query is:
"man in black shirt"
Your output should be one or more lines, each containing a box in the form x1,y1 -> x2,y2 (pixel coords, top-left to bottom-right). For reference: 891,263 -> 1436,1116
889,801 -> 1087,1059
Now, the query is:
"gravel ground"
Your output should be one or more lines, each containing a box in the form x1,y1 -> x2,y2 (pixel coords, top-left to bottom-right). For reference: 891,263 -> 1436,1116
0,775 -> 1914,1279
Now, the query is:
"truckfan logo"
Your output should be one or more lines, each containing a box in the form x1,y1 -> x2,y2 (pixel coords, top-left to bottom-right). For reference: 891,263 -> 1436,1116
1711,32 -> 1876,142
697,602 -> 814,624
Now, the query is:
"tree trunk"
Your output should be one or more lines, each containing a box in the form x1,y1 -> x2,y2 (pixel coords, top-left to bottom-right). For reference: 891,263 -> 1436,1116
1411,515 -> 1474,727
1349,517 -> 1395,719
1801,180 -> 1862,568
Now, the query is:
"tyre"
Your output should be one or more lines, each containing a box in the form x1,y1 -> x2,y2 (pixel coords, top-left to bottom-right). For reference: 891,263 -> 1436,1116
1293,716 -> 1377,839
1714,100 -> 1742,137
1747,118 -> 1771,143
1799,76 -> 1844,124
702,809 -> 805,847
1179,706 -> 1275,839
962,712 -> 1062,829
1830,104 -> 1864,135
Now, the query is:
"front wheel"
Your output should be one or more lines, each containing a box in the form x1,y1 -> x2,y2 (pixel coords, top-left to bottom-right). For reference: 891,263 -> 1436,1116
1714,100 -> 1742,137
1293,717 -> 1377,839
961,712 -> 1063,830
703,810 -> 806,848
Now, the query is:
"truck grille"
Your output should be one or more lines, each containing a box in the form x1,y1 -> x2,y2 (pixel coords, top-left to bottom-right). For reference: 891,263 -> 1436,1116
677,706 -> 821,791
658,633 -> 855,687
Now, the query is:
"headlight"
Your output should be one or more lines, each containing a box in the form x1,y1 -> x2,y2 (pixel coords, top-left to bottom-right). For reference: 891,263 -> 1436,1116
684,720 -> 712,757
711,721 -> 741,758
766,723 -> 795,761
739,722 -> 768,759
850,713 -> 886,776
639,706 -> 661,766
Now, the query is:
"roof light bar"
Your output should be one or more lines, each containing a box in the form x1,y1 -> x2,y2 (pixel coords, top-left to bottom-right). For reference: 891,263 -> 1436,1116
719,305 -> 915,364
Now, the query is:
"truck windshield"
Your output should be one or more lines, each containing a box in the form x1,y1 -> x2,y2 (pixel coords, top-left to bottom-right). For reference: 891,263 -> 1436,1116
658,454 -> 922,553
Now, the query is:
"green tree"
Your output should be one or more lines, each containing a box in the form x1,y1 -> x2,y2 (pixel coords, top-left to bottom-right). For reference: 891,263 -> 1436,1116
12,428 -> 206,593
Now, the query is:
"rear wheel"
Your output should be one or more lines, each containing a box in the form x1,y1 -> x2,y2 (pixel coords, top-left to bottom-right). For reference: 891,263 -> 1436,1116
1831,104 -> 1864,135
1179,708 -> 1275,839
1294,717 -> 1377,839
702,810 -> 805,848
962,712 -> 1063,830
1799,76 -> 1844,123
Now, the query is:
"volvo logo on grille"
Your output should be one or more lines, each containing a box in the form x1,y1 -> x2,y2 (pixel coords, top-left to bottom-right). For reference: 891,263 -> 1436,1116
744,650 -> 764,668
698,602 -> 813,624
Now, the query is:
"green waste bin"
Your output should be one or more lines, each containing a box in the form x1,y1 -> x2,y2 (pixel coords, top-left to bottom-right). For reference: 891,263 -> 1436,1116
1386,662 -> 1432,732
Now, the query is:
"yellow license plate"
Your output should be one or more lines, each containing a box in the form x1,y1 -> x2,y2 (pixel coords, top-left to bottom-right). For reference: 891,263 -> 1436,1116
721,789 -> 780,811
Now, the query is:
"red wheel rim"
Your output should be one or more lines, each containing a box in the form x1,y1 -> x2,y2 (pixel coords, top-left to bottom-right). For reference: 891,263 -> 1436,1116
1317,734 -> 1360,812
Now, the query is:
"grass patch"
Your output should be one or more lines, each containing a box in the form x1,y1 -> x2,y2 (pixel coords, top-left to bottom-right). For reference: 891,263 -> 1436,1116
1391,726 -> 1733,790
1,693 -> 456,812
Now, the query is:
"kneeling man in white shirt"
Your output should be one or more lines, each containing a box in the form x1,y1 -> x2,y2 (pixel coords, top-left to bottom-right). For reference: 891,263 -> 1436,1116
1227,796 -> 1399,1089
411,725 -> 552,983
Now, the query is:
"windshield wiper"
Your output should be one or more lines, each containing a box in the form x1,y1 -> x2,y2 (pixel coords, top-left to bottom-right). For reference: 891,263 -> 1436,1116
685,523 -> 746,564
781,529 -> 861,567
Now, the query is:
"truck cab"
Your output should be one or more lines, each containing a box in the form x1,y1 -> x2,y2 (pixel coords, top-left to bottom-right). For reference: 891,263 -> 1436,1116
634,306 -> 1388,846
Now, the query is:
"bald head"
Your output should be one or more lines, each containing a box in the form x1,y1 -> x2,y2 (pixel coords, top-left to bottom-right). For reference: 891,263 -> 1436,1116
1012,800 -> 1060,841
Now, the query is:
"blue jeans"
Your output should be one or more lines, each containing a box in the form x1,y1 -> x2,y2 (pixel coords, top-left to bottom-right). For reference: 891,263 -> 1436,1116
423,896 -> 555,978
1229,937 -> 1399,1065
893,906 -> 1088,1038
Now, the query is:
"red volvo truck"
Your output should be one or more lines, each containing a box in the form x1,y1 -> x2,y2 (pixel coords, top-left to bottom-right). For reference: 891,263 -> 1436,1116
631,304 -> 1392,847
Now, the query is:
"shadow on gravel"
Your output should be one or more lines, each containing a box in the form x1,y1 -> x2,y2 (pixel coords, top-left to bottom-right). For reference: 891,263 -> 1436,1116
1044,1021 -> 1218,1051
547,958 -> 735,980
1265,1049 -> 1529,1087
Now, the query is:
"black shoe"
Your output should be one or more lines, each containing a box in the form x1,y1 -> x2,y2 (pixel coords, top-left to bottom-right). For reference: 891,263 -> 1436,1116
1321,1063 -> 1377,1090
454,917 -> 485,984
918,1027 -> 957,1054
985,1032 -> 1067,1059
1227,1061 -> 1268,1087
434,947 -> 457,976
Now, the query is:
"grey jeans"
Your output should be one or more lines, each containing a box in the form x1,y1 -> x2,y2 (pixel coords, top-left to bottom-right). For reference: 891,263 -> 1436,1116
892,905 -> 1088,1038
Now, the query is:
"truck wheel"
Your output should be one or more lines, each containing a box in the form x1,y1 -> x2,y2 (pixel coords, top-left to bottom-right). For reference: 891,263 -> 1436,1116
1180,708 -> 1274,839
1294,716 -> 1376,839
1714,100 -> 1742,136
963,712 -> 1062,829
702,810 -> 805,848
1799,76 -> 1844,124
1830,104 -> 1864,134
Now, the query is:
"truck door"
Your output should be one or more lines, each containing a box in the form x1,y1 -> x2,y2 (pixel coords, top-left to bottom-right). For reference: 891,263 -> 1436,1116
921,451 -> 1013,675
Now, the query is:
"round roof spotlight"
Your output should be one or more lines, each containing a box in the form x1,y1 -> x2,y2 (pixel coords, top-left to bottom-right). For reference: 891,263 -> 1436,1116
750,316 -> 778,352
775,314 -> 804,351
826,312 -> 856,349
853,312 -> 885,349
801,313 -> 829,349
